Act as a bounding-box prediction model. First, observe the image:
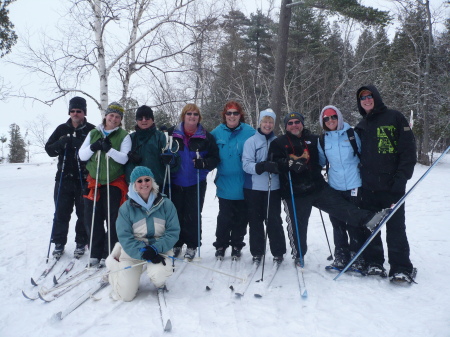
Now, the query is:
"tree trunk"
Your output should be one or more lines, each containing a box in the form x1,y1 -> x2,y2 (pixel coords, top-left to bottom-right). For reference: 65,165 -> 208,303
270,0 -> 292,134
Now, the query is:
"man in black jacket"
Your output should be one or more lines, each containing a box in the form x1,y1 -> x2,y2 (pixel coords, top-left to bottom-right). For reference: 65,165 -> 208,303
355,85 -> 417,282
45,97 -> 95,258
268,112 -> 385,267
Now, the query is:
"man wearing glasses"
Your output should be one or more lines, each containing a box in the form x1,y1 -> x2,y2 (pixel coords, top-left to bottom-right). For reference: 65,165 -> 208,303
355,85 -> 417,283
269,112 -> 385,266
45,96 -> 95,258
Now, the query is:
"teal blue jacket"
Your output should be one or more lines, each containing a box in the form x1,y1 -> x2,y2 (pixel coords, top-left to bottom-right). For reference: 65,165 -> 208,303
116,193 -> 180,260
211,122 -> 255,200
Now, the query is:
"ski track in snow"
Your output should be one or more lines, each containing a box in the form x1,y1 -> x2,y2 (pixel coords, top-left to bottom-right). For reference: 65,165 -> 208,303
1,157 -> 449,337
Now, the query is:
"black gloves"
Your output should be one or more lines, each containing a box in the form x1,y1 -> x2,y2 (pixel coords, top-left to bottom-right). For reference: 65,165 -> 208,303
56,135 -> 70,150
141,245 -> 166,265
102,137 -> 112,153
194,158 -> 206,169
391,174 -> 407,194
90,139 -> 103,152
255,161 -> 279,175
161,152 -> 175,166
289,158 -> 307,173
127,151 -> 142,164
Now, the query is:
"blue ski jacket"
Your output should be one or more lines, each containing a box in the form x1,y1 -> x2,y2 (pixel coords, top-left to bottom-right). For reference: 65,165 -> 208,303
211,122 -> 255,200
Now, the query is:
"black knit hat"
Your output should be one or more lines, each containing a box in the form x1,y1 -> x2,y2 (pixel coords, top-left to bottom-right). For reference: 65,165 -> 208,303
283,112 -> 305,129
68,97 -> 87,115
136,105 -> 154,121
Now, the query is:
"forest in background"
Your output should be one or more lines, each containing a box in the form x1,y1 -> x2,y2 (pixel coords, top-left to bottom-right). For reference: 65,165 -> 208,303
1,0 -> 449,164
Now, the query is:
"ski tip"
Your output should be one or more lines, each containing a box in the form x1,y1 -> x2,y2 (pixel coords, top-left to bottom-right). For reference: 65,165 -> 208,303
164,319 -> 172,332
53,275 -> 58,285
55,312 -> 63,321
38,292 -> 51,303
254,293 -> 262,298
234,293 -> 243,298
206,286 -> 211,291
301,290 -> 308,298
22,290 -> 37,300
31,278 -> 38,287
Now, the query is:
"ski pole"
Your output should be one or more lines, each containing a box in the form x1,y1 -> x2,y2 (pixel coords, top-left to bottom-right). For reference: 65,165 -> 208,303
334,145 -> 450,281
196,150 -> 201,259
46,145 -> 68,263
259,172 -> 272,281
106,153 -> 111,255
88,150 -> 101,269
288,171 -> 305,268
319,210 -> 333,261
162,254 -> 244,281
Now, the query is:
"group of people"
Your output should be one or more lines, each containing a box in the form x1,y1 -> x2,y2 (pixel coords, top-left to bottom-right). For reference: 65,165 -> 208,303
44,84 -> 417,302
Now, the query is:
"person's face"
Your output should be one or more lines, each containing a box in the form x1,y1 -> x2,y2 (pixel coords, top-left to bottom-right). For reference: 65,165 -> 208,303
286,119 -> 303,137
105,112 -> 122,130
260,117 -> 274,135
136,116 -> 154,130
323,113 -> 338,131
135,176 -> 152,200
183,110 -> 200,128
69,109 -> 86,126
225,109 -> 241,129
360,91 -> 374,113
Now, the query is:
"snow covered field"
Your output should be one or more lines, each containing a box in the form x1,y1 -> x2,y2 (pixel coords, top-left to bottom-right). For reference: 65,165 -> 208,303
1,154 -> 449,337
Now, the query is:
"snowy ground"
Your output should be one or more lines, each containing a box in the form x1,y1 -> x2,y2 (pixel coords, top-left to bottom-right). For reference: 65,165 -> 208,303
1,154 -> 449,337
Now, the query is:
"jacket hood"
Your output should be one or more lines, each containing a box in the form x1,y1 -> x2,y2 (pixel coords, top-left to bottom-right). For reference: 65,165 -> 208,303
356,85 -> 387,117
319,105 -> 344,131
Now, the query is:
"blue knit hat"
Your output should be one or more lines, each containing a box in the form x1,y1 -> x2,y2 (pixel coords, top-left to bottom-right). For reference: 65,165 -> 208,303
258,108 -> 276,124
130,166 -> 155,184
283,112 -> 305,129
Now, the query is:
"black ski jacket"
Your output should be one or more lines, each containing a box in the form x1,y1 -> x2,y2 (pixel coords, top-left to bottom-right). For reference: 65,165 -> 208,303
268,129 -> 326,199
355,85 -> 416,192
45,118 -> 95,181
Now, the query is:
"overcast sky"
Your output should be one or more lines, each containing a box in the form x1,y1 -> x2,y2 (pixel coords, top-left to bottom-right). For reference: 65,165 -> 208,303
0,0 -> 448,151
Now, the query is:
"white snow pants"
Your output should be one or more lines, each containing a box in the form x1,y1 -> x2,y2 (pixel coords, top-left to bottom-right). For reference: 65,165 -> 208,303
105,242 -> 173,302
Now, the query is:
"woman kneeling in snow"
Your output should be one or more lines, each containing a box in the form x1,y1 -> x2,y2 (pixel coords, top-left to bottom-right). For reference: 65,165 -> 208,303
106,166 -> 180,301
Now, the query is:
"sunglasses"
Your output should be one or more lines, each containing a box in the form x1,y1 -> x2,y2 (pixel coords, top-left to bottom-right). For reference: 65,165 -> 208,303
70,109 -> 83,114
225,111 -> 240,116
287,120 -> 302,126
360,95 -> 373,101
323,115 -> 338,123
186,112 -> 199,116
137,116 -> 152,121
136,178 -> 151,183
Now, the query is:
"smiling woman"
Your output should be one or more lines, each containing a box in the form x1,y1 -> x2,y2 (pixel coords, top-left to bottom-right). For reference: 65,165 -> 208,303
78,101 -> 132,267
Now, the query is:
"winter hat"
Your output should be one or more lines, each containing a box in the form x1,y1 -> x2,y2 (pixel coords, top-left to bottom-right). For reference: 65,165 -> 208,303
136,105 -> 154,121
258,108 -> 276,124
68,96 -> 87,115
105,102 -> 124,118
130,166 -> 155,184
283,112 -> 305,129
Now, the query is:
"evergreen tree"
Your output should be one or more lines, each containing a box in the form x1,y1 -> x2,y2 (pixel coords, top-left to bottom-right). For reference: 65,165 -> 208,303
8,124 -> 26,163
0,0 -> 17,57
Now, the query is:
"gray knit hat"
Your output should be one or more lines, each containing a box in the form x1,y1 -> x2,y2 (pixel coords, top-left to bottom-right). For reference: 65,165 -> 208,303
105,102 -> 124,118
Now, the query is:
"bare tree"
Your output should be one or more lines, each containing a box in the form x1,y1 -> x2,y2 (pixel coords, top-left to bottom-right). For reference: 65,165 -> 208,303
9,0 -> 198,117
25,114 -> 51,152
